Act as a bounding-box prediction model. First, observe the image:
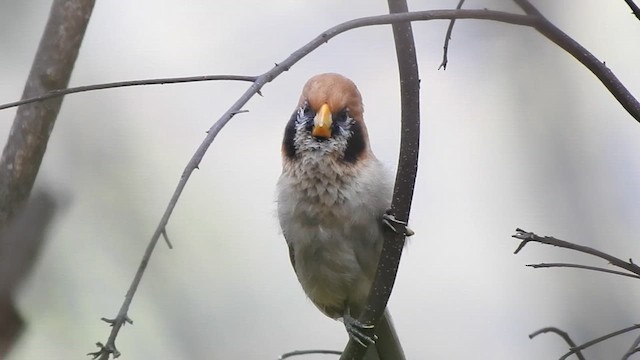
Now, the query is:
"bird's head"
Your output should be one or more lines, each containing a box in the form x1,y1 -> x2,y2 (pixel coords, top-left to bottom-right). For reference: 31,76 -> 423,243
282,73 -> 372,165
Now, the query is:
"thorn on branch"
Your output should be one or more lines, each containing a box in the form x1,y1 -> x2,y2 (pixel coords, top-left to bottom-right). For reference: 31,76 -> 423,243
101,314 -> 133,327
511,227 -> 534,254
230,109 -> 249,116
161,228 -> 173,249
438,0 -> 466,70
87,341 -> 120,359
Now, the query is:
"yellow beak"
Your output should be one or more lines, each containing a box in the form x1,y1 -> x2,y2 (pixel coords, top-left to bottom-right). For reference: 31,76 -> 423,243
312,103 -> 332,138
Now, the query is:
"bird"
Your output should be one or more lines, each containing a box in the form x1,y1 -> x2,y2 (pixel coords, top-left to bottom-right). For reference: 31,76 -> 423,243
276,73 -> 407,360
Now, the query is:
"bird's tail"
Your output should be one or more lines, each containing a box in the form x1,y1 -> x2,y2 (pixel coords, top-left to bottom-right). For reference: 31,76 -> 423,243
363,309 -> 405,360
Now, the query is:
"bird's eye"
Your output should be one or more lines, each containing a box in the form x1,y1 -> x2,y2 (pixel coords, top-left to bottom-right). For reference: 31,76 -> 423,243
299,102 -> 312,119
335,109 -> 349,124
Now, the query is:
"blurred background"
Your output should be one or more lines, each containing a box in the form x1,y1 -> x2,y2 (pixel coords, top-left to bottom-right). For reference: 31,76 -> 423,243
1,0 -> 639,358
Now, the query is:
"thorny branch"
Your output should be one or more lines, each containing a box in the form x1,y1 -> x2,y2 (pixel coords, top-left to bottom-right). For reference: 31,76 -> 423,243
512,228 -> 640,277
513,0 -> 640,122
513,228 -> 640,358
438,0 -> 466,70
623,0 -> 640,20
72,6 -> 640,359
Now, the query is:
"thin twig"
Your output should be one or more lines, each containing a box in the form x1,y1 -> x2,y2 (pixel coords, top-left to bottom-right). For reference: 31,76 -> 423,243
438,0 -> 466,70
623,0 -> 640,20
512,0 -> 640,122
529,327 -> 586,360
0,75 -> 258,111
278,349 -> 342,359
512,228 -> 640,277
527,263 -> 640,280
559,324 -> 640,360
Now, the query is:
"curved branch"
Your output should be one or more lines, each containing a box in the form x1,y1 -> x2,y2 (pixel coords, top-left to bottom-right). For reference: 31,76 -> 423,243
529,327 -> 585,360
341,0 -> 419,359
526,262 -> 640,280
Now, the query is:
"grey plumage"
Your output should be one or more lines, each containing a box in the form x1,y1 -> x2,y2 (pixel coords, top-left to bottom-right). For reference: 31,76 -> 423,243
277,73 -> 405,360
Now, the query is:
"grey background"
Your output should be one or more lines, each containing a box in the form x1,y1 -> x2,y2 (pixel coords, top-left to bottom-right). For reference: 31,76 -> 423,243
1,0 -> 639,359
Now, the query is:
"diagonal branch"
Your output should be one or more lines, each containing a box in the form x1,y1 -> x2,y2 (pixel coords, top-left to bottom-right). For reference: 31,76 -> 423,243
623,333 -> 640,359
559,324 -> 640,360
513,0 -> 640,122
438,0 -> 466,70
512,228 -> 640,277
623,0 -> 640,20
526,263 -> 640,280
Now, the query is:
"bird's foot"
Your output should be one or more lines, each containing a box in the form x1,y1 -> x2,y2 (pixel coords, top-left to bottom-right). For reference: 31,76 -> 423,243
382,210 -> 415,237
343,312 -> 377,348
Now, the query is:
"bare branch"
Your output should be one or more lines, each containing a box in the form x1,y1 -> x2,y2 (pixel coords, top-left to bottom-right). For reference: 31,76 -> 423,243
161,228 -> 173,249
0,75 -> 258,111
341,0 -> 419,358
513,0 -> 640,122
512,228 -> 640,277
0,0 -> 94,229
623,0 -> 640,20
0,0 -> 92,355
623,333 -> 640,360
278,349 -> 342,359
529,327 -> 585,360
527,263 -> 640,280
559,324 -> 640,360
438,0 -> 466,70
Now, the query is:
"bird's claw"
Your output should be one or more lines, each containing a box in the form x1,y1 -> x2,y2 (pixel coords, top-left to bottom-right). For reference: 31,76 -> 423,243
343,313 -> 377,348
382,211 -> 415,237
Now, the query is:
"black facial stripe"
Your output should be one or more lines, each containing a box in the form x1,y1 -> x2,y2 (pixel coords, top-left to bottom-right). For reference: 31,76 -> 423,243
282,110 -> 297,159
343,120 -> 366,163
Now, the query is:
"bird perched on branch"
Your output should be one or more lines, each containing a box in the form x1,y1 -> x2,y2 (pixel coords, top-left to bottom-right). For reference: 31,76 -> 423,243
277,73 -> 407,360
